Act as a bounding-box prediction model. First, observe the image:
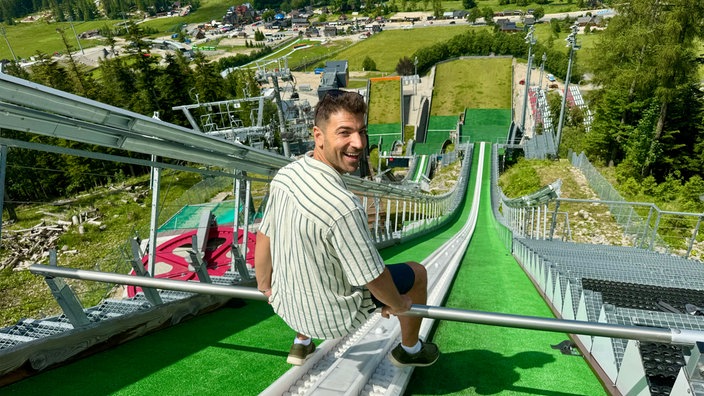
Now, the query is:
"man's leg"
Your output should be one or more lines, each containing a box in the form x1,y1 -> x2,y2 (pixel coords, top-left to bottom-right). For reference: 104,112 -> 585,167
387,261 -> 439,367
397,261 -> 427,348
295,333 -> 311,342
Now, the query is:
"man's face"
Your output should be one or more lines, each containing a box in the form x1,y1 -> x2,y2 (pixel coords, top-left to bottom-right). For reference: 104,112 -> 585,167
313,110 -> 367,174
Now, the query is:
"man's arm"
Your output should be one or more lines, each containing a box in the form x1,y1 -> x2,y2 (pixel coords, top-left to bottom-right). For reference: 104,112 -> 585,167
366,268 -> 412,318
254,231 -> 273,298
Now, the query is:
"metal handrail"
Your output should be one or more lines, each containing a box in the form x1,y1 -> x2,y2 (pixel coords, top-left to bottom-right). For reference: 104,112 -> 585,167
29,264 -> 704,346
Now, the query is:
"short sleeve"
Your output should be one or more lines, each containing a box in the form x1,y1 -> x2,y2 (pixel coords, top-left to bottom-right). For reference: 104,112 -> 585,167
259,190 -> 276,237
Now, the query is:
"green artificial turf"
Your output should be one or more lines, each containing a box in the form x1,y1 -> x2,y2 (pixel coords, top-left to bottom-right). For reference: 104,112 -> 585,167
463,109 -> 513,143
405,144 -> 606,395
2,301 -> 296,395
368,122 -> 404,153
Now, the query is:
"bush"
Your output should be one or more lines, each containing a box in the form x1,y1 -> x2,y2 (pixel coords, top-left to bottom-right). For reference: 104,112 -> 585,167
498,158 -> 541,197
362,56 -> 377,71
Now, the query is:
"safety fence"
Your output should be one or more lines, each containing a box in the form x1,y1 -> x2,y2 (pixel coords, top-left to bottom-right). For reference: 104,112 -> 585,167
493,149 -> 704,262
569,151 -> 704,260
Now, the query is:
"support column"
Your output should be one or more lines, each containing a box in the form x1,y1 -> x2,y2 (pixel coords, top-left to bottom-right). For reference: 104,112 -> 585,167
148,158 -> 161,277
0,145 -> 6,246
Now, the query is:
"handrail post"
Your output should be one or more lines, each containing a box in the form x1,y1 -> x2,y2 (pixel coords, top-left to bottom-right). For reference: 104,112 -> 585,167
686,215 -> 702,258
549,200 -> 560,240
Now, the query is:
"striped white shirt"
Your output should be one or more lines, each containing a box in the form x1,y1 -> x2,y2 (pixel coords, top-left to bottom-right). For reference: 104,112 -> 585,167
260,153 -> 385,339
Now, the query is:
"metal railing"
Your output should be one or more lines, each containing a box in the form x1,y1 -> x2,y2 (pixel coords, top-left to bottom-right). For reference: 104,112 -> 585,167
29,263 -> 704,346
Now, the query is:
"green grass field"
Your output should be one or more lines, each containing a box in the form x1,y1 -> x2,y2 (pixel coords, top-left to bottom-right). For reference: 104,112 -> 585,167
335,25 -> 477,72
283,25 -> 494,74
368,78 -> 401,124
412,58 -> 512,153
0,20 -> 110,60
431,57 -> 513,115
278,38 -> 354,70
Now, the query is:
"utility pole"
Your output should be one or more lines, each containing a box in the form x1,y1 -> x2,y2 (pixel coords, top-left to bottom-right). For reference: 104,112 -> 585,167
67,17 -> 84,55
520,25 -> 536,136
555,24 -> 580,156
0,26 -> 17,62
538,52 -> 547,92
534,52 -> 547,137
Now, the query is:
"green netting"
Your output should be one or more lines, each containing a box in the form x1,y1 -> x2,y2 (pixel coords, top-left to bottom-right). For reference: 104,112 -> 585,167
462,109 -> 512,143
368,123 -> 402,153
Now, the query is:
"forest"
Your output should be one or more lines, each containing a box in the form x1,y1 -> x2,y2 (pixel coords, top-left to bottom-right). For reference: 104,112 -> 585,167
565,0 -> 704,211
0,0 -> 197,22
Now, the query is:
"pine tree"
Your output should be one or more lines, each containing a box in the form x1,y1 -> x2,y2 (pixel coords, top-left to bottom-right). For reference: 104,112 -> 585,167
588,0 -> 704,179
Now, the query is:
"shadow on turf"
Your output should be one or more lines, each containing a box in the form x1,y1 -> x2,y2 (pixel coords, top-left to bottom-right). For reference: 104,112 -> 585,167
406,349 -> 588,396
214,342 -> 288,358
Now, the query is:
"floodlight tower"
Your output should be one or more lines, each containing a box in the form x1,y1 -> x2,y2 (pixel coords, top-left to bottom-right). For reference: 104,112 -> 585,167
555,24 -> 580,155
255,58 -> 294,157
520,25 -> 536,136
413,56 -> 419,94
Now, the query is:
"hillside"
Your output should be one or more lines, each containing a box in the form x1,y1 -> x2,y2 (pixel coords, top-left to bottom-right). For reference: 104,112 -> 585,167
0,171 -> 257,327
499,157 -> 704,261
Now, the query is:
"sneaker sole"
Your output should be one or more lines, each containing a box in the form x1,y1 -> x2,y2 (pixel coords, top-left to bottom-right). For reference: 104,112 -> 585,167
388,353 -> 439,368
287,352 -> 314,365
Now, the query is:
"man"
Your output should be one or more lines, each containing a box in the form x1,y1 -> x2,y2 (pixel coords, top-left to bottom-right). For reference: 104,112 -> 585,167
255,89 -> 439,367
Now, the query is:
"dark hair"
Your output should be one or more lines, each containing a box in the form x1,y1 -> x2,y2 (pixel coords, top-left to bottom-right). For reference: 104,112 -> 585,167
314,90 -> 367,127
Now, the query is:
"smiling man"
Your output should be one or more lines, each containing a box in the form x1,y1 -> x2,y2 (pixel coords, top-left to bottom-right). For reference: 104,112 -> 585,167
255,90 -> 439,367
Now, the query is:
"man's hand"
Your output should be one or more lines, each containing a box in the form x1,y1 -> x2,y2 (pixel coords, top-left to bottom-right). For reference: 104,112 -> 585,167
380,294 -> 412,318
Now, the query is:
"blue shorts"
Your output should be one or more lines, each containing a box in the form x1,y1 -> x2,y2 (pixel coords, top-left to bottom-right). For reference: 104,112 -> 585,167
370,263 -> 415,308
